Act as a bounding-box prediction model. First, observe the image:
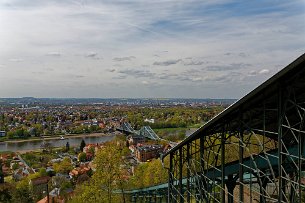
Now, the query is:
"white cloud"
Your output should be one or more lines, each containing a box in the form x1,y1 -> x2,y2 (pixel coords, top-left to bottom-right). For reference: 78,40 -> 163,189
0,1 -> 304,98
191,77 -> 203,82
153,59 -> 182,66
46,52 -> 61,57
113,56 -> 136,62
85,52 -> 98,58
9,58 -> 23,62
248,70 -> 257,77
107,68 -> 116,72
258,69 -> 270,74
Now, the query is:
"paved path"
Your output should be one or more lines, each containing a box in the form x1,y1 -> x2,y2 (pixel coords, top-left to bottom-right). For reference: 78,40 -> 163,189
17,154 -> 33,171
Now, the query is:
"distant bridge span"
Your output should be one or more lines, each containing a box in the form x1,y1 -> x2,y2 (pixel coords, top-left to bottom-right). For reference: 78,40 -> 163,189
117,122 -> 135,134
117,123 -> 161,141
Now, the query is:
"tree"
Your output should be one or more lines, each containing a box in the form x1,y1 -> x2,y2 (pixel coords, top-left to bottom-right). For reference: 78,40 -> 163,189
130,157 -> 169,189
51,175 -> 70,189
42,142 -> 53,153
66,142 -> 70,152
38,168 -> 47,177
12,163 -> 19,170
93,144 -> 123,203
7,131 -> 14,139
88,146 -> 95,157
78,152 -> 87,162
0,183 -> 14,203
12,178 -> 33,203
80,139 -> 86,152
51,175 -> 72,200
76,173 -> 90,184
70,142 -> 127,203
59,180 -> 72,198
53,157 -> 73,174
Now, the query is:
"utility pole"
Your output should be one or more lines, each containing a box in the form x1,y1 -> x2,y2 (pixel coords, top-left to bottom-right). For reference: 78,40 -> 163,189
0,159 -> 4,183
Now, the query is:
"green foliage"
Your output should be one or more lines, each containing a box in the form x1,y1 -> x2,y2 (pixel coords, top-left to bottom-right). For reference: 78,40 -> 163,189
70,180 -> 107,203
38,168 -> 47,177
7,131 -> 14,139
53,157 -> 73,174
130,158 -> 168,189
88,146 -> 95,156
52,176 -> 70,188
0,183 -> 13,203
115,134 -> 127,142
71,141 -> 169,202
5,173 -> 51,203
21,151 -> 56,168
78,152 -> 87,162
51,176 -> 73,200
6,128 -> 30,139
154,128 -> 187,142
71,142 -> 127,203
60,180 -> 73,196
125,106 -> 223,130
12,178 -> 34,203
22,153 -> 36,163
28,124 -> 43,137
80,139 -> 86,151
12,163 -> 19,170
72,125 -> 101,134
76,173 -> 90,184
2,105 -> 223,142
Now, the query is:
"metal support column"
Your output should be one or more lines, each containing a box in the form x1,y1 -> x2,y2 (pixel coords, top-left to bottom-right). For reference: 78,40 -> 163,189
226,175 -> 236,203
239,112 -> 244,203
186,143 -> 190,203
259,176 -> 268,203
200,136 -> 208,202
179,147 -> 184,203
278,83 -> 283,203
298,113 -> 305,202
168,153 -> 173,203
221,127 -> 225,203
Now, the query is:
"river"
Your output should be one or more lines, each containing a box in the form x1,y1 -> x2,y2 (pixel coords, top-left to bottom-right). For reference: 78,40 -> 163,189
0,134 -> 115,152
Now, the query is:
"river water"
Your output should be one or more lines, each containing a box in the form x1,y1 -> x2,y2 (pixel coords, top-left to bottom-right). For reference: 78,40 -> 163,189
0,135 -> 115,152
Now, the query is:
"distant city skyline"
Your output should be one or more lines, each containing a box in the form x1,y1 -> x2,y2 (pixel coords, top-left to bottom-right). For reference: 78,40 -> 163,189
0,0 -> 304,99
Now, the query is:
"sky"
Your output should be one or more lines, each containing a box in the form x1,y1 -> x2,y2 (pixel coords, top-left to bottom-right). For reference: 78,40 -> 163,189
0,0 -> 304,99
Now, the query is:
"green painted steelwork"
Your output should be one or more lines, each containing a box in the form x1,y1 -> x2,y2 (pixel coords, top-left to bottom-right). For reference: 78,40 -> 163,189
126,53 -> 305,202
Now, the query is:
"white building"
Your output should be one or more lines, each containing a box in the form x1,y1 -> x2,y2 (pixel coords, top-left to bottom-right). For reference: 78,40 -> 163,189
0,131 -> 6,137
144,118 -> 155,123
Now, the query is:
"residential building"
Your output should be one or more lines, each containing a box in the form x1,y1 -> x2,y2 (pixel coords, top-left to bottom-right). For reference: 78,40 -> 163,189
144,118 -> 155,123
134,145 -> 163,162
30,176 -> 51,201
127,134 -> 145,146
0,131 -> 5,137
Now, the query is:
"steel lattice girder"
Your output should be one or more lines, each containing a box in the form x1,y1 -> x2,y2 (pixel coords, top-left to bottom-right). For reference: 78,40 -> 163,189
162,53 -> 305,203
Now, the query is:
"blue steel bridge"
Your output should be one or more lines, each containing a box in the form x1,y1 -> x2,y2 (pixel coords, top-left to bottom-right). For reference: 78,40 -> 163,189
117,122 -> 161,140
124,53 -> 305,203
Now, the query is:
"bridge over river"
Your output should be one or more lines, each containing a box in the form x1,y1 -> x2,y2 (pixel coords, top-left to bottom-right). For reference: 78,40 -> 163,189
117,123 -> 160,140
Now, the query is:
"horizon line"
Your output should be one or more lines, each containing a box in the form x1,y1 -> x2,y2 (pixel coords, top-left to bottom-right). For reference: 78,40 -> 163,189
0,97 -> 237,100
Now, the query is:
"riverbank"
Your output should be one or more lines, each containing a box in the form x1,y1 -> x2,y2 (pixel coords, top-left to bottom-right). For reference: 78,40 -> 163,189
15,146 -> 65,154
4,132 -> 111,143
0,134 -> 116,153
